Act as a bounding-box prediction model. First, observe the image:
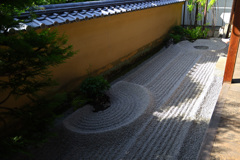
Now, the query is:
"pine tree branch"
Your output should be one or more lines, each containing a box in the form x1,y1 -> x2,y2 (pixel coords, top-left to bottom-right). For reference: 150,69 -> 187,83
0,90 -> 13,105
0,106 -> 15,112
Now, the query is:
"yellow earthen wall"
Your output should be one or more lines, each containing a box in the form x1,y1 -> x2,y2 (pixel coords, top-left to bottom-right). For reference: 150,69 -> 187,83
1,2 -> 183,108
51,2 -> 183,88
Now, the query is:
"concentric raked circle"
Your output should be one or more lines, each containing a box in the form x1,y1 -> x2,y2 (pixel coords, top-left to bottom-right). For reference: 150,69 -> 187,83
193,39 -> 226,51
178,38 -> 227,51
63,81 -> 152,134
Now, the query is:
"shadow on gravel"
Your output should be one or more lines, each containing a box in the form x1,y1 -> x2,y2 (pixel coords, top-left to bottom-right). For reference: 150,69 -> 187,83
147,117 -> 210,160
12,117 -> 210,160
11,40 -> 229,160
159,75 -> 204,112
11,72 -> 215,160
194,46 -> 228,65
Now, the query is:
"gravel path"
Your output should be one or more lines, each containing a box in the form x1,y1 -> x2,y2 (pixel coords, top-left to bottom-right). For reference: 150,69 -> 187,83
31,39 -> 227,160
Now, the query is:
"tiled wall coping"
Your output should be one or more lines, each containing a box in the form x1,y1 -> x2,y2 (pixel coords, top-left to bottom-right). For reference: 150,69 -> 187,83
15,0 -> 184,30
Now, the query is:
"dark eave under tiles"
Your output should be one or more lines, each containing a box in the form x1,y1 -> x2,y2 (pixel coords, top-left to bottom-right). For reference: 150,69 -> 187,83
17,0 -> 185,30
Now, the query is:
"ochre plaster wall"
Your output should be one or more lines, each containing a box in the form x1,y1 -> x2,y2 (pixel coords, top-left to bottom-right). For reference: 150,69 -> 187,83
51,2 -> 183,89
1,3 -> 183,108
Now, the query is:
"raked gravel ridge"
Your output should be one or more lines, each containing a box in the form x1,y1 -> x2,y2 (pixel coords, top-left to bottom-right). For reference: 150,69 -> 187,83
30,39 -> 228,160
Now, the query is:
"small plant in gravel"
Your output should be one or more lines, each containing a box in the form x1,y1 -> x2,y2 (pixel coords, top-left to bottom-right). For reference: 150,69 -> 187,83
170,26 -> 209,43
80,76 -> 110,112
185,26 -> 209,41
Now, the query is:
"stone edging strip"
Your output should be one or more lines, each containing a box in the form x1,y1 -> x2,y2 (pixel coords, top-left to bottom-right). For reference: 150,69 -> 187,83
197,83 -> 231,160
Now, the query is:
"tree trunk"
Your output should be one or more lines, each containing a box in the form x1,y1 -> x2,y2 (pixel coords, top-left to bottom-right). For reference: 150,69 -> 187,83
226,0 -> 237,38
203,0 -> 208,30
194,2 -> 199,27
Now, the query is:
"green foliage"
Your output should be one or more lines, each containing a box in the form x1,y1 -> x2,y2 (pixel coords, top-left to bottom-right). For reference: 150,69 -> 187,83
0,0 -> 41,32
170,26 -> 186,43
170,26 -> 209,43
187,0 -> 195,12
185,26 -> 209,40
0,93 -> 68,158
187,0 -> 216,12
207,0 -> 217,10
171,26 -> 186,36
197,13 -> 203,21
0,0 -> 76,111
0,29 -> 75,103
71,96 -> 89,110
80,76 -> 110,99
187,0 -> 217,26
0,0 -> 76,158
185,26 -> 202,40
170,34 -> 182,43
80,76 -> 110,112
35,0 -> 97,5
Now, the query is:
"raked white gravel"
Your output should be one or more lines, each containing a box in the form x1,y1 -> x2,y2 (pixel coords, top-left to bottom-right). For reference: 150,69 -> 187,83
32,39 -> 228,160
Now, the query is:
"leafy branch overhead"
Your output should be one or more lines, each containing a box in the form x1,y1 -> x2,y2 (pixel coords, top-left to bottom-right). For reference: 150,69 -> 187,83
187,0 -> 217,26
0,29 -> 75,103
187,0 -> 217,12
0,0 -> 76,158
0,0 -> 76,106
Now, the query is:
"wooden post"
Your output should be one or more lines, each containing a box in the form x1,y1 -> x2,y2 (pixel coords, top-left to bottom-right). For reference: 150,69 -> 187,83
225,0 -> 236,38
223,0 -> 240,83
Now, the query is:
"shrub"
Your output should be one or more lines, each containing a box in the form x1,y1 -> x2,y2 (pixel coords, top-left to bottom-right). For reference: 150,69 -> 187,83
171,25 -> 186,37
80,76 -> 110,99
170,34 -> 182,43
0,93 -> 68,158
170,25 -> 209,43
80,76 -> 110,111
185,26 -> 209,41
170,26 -> 186,43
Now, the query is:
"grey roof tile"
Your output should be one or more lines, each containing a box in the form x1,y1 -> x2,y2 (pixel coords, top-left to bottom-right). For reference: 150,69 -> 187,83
33,19 -> 46,28
77,12 -> 88,19
46,17 -> 58,25
48,14 -> 66,24
14,0 -> 185,30
85,12 -> 95,18
94,8 -> 104,17
60,12 -> 75,22
104,7 -> 116,15
110,6 -> 121,14
56,15 -> 70,23
70,11 -> 85,21
119,7 -> 127,12
88,9 -> 102,17
39,19 -> 54,26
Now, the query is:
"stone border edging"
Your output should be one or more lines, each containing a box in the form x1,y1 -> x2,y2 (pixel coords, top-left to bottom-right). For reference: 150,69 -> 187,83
197,78 -> 231,160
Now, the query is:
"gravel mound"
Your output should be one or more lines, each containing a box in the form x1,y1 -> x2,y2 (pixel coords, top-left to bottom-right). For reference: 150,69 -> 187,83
63,81 -> 153,134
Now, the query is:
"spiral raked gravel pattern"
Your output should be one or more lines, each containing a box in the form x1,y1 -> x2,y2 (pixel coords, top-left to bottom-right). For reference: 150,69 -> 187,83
63,81 -> 152,134
32,39 -> 227,160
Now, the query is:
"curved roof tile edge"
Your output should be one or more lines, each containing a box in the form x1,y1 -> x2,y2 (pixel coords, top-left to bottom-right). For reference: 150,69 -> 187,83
16,0 -> 185,30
